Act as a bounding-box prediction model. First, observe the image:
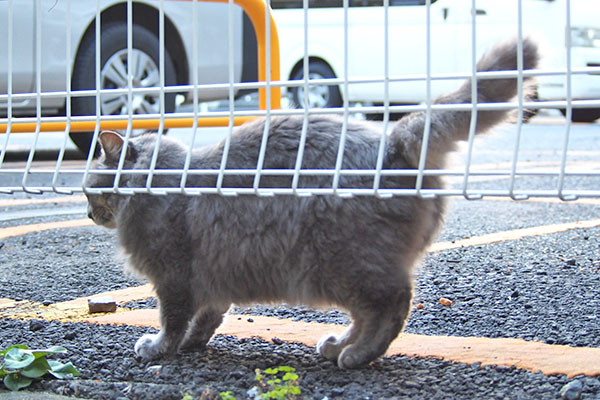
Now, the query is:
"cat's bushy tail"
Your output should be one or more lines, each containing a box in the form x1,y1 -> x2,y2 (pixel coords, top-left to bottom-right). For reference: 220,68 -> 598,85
388,38 -> 539,168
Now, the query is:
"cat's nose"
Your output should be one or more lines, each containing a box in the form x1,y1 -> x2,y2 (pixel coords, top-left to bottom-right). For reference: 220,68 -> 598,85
87,207 -> 94,221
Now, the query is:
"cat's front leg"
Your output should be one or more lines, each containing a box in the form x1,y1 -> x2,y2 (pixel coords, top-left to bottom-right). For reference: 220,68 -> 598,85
134,288 -> 195,360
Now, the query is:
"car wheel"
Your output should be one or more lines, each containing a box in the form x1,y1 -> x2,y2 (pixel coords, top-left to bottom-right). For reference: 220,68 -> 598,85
289,61 -> 342,109
71,23 -> 177,156
560,107 -> 600,123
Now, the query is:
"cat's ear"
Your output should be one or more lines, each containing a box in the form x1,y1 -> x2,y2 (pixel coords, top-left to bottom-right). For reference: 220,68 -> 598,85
98,131 -> 135,163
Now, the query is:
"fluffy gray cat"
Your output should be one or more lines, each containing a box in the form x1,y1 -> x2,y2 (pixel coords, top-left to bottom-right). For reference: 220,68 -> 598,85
86,39 -> 538,369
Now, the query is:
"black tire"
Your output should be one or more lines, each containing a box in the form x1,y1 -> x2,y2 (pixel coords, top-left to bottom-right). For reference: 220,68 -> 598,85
560,107 -> 600,123
71,23 -> 177,156
289,61 -> 342,109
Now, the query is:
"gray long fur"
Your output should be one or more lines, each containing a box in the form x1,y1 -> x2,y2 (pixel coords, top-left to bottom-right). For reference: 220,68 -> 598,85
86,39 -> 539,369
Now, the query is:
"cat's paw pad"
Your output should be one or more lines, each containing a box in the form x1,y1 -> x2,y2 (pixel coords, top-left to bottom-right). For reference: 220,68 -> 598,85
317,334 -> 342,361
134,334 -> 165,360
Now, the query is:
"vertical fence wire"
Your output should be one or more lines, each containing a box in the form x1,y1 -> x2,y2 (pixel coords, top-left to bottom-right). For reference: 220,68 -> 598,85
508,0 -> 526,200
112,0 -> 136,195
253,0 -> 273,195
373,0 -> 391,199
81,0 -> 103,193
558,0 -> 575,201
415,0 -> 434,199
20,1 -> 44,194
145,0 -> 168,195
460,0 -> 481,200
332,0 -> 350,197
216,0 -> 238,196
291,0 -> 311,197
52,0 -> 74,195
180,0 -> 200,194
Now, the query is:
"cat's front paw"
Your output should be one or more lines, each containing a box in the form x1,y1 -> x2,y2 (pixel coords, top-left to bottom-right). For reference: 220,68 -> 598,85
134,333 -> 166,360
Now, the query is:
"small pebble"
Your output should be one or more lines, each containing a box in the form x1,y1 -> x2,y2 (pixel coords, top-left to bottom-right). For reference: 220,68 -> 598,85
29,320 -> 44,332
64,331 -> 76,340
404,380 -> 421,389
271,337 -> 284,345
560,380 -> 583,400
247,318 -> 254,323
439,298 -> 453,306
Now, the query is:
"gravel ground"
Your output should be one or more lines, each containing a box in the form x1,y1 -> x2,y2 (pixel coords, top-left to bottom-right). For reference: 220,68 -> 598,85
0,319 -> 598,400
1,198 -> 599,398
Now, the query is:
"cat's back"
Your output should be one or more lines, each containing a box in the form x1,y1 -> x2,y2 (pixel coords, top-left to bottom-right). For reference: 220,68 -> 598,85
225,115 -> 383,171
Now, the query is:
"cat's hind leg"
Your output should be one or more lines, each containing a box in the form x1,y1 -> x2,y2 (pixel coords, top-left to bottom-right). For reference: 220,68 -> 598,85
317,324 -> 361,362
335,283 -> 413,369
178,305 -> 228,353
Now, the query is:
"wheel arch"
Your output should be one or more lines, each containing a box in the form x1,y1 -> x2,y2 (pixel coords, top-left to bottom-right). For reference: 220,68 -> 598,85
288,56 -> 339,82
287,56 -> 343,102
72,2 -> 189,88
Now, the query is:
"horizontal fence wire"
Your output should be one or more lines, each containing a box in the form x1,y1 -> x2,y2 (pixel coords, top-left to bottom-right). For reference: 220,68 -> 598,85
0,0 -> 599,199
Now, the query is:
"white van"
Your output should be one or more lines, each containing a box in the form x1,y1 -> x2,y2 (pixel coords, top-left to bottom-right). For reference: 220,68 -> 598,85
272,0 -> 600,122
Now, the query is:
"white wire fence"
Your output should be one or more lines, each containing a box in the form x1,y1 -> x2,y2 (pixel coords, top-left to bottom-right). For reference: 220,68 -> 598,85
1,0 -> 599,199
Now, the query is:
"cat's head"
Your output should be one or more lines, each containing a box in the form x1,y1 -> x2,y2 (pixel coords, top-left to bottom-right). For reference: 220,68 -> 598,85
85,130 -> 138,229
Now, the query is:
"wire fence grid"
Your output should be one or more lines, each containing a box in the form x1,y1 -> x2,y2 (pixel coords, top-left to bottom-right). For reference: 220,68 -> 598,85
0,0 -> 599,199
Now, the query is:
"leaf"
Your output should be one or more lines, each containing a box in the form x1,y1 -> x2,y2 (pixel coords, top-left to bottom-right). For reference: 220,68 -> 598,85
219,391 -> 237,400
282,372 -> 298,382
0,344 -> 28,357
4,373 -> 33,391
21,357 -> 51,379
263,367 -> 279,375
288,386 -> 301,395
47,360 -> 81,378
30,346 -> 67,360
4,348 -> 35,370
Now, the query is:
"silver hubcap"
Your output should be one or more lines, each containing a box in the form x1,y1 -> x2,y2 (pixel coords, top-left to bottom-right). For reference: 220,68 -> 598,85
100,49 -> 160,116
297,72 -> 330,108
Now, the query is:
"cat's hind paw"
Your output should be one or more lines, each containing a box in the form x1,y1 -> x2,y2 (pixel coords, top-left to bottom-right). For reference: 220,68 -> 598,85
134,333 -> 166,360
317,334 -> 344,361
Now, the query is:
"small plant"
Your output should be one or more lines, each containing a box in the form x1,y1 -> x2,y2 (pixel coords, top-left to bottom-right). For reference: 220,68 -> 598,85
0,345 -> 81,391
219,391 -> 237,400
253,366 -> 301,400
219,366 -> 302,400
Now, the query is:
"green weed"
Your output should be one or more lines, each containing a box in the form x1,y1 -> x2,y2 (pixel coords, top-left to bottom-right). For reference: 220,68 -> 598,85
0,344 -> 81,391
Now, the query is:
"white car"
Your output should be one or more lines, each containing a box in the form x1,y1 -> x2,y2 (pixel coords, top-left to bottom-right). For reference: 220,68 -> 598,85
273,0 -> 600,122
0,0 -> 247,154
